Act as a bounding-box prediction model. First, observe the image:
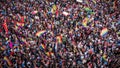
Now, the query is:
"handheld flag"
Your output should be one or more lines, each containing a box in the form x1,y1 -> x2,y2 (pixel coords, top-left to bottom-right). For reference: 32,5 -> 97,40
56,35 -> 62,43
51,4 -> 57,13
82,17 -> 89,27
46,52 -> 54,56
102,54 -> 107,61
40,44 -> 46,50
46,52 -> 50,56
100,28 -> 108,37
3,19 -> 8,34
16,22 -> 24,27
36,30 -> 46,37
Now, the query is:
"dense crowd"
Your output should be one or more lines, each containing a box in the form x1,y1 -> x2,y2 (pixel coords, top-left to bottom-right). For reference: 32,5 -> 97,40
0,0 -> 120,68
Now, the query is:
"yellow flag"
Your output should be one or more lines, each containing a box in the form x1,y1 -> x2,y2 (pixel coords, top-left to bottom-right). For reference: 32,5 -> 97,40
51,4 -> 57,13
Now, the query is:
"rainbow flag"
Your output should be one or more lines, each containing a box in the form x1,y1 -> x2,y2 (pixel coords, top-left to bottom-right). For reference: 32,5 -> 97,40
21,37 -> 29,46
102,54 -> 107,61
46,52 -> 50,56
51,52 -> 54,56
56,35 -> 62,43
46,52 -> 54,56
36,30 -> 46,37
40,44 -> 46,50
100,28 -> 108,37
82,17 -> 89,27
16,22 -> 24,27
4,56 -> 12,66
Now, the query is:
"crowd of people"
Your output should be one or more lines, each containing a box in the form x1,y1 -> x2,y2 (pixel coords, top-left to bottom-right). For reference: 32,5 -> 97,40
0,0 -> 120,68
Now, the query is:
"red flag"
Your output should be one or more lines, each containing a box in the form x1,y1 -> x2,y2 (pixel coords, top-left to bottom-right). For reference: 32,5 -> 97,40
3,19 -> 8,34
